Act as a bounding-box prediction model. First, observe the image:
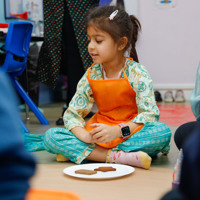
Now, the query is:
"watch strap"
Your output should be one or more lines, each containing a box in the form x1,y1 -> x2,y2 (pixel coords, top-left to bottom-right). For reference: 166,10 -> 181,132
118,123 -> 130,139
118,123 -> 126,128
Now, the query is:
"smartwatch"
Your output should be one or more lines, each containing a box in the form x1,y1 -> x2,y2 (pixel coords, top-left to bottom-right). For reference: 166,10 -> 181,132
118,123 -> 131,139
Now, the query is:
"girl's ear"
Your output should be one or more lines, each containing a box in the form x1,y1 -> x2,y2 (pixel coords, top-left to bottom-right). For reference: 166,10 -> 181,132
118,37 -> 128,51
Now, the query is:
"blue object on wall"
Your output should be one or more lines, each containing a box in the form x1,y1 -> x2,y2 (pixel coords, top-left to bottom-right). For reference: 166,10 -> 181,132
0,1 -> 5,23
99,0 -> 112,6
0,1 -> 26,24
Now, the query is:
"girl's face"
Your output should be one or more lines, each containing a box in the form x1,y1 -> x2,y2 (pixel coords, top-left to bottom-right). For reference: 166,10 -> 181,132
87,25 -> 121,66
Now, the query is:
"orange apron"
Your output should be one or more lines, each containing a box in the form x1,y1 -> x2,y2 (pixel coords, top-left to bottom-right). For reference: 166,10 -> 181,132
85,59 -> 144,148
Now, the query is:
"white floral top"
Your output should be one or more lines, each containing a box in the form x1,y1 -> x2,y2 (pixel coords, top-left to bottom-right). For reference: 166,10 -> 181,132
63,58 -> 160,130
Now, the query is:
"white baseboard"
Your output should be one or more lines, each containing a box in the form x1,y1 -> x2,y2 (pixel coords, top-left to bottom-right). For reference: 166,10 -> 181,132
153,83 -> 194,90
153,84 -> 194,101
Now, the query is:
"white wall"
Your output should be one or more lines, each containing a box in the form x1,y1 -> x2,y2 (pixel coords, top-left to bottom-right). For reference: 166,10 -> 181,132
124,0 -> 138,16
135,0 -> 200,90
111,0 -> 138,15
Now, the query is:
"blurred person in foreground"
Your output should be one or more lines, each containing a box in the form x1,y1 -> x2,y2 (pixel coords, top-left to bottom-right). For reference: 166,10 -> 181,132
0,70 -> 36,200
161,124 -> 200,200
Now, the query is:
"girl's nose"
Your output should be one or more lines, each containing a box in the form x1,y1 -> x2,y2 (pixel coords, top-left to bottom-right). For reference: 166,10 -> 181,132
88,41 -> 95,50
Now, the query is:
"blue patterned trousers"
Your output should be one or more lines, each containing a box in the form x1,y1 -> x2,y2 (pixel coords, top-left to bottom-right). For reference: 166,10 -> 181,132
43,122 -> 172,164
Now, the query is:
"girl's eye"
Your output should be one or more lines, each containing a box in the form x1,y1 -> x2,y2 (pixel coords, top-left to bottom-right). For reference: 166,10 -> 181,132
96,40 -> 102,44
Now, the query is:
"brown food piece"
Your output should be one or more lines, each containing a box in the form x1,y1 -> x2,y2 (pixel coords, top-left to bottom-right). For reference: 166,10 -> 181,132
75,169 -> 97,175
94,167 -> 116,172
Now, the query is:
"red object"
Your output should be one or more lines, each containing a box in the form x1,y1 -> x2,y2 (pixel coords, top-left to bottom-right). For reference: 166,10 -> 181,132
10,11 -> 28,20
158,104 -> 196,126
0,23 -> 9,28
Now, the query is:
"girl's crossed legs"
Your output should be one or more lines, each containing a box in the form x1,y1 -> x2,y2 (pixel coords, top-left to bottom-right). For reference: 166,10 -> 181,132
44,122 -> 171,169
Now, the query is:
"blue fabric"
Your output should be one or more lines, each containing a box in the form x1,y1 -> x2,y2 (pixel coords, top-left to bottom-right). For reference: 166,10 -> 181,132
23,133 -> 45,152
113,122 -> 172,157
99,0 -> 112,6
41,122 -> 171,164
43,128 -> 96,164
24,122 -> 171,163
180,125 -> 200,200
0,70 -> 36,200
190,62 -> 200,121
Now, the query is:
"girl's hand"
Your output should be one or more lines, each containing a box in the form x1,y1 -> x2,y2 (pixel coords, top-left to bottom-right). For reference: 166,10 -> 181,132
89,123 -> 121,143
71,126 -> 96,144
83,133 -> 96,144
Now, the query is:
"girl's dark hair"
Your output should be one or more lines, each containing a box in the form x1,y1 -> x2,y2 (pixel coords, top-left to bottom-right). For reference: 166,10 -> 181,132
86,6 -> 141,62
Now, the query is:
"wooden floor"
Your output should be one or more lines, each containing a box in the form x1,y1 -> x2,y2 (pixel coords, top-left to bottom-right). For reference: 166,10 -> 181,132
23,102 -> 181,200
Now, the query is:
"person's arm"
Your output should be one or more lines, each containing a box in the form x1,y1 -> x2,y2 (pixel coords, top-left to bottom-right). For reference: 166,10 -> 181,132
63,70 -> 95,142
71,126 -> 96,143
128,62 -> 160,124
89,121 -> 142,143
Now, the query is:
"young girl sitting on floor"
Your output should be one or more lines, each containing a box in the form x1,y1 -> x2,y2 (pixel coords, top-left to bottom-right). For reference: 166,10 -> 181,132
43,6 -> 172,169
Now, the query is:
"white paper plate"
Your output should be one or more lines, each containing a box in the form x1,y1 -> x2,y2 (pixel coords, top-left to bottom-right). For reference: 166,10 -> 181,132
63,163 -> 135,180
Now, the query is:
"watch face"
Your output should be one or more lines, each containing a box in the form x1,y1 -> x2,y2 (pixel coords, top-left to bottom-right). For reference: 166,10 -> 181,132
121,126 -> 131,137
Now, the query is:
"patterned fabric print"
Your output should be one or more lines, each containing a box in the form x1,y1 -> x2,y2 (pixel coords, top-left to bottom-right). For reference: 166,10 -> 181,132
124,62 -> 160,124
23,133 -> 45,152
64,58 -> 160,130
43,127 -> 96,164
63,70 -> 94,130
37,0 -> 65,88
113,122 -> 172,157
43,123 -> 171,163
66,0 -> 96,70
37,0 -> 97,88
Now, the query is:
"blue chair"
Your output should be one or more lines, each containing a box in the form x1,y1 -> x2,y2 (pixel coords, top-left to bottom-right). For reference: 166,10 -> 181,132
0,22 -> 49,133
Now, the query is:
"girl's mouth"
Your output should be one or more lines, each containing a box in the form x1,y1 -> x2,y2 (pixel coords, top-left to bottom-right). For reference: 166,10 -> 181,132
91,53 -> 98,58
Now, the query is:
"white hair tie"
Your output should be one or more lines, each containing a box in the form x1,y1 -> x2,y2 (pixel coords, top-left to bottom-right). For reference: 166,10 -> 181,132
109,10 -> 118,20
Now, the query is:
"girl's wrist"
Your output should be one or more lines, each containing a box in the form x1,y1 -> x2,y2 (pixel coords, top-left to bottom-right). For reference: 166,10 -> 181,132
114,125 -> 122,138
71,127 -> 89,142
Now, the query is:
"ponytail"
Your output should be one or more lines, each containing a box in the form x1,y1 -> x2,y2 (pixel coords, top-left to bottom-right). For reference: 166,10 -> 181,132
129,15 -> 141,62
117,0 -> 125,9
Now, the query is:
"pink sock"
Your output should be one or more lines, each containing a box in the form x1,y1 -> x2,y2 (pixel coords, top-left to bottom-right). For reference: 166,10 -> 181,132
108,150 -> 152,169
